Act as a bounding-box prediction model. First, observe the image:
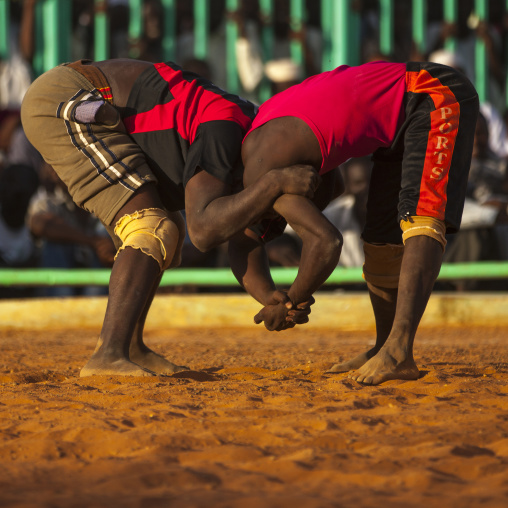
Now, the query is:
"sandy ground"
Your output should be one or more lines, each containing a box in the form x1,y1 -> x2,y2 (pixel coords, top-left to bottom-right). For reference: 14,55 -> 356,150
0,325 -> 507,508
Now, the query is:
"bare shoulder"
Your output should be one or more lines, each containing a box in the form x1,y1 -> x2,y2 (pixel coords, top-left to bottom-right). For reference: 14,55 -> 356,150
242,116 -> 322,184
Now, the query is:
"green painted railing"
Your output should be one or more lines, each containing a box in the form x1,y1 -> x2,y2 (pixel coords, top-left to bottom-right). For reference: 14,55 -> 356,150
474,0 -> 488,103
194,0 -> 209,60
94,0 -> 109,61
412,0 -> 427,55
444,0 -> 458,53
379,0 -> 394,57
0,0 -> 9,61
0,262 -> 507,288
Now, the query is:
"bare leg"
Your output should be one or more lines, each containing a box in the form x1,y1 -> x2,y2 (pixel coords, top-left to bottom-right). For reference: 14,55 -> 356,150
349,236 -> 443,384
80,247 -> 161,377
128,273 -> 189,374
327,285 -> 397,372
80,184 -> 169,377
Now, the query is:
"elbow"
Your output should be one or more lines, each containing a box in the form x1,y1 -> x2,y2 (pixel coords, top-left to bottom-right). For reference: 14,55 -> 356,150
319,226 -> 343,266
188,228 -> 217,253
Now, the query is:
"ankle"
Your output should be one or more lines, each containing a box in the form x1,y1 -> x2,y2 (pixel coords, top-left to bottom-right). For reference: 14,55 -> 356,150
93,342 -> 128,361
129,342 -> 152,356
383,340 -> 413,363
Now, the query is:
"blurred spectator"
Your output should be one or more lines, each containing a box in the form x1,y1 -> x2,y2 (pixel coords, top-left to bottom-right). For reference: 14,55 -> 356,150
322,157 -> 372,268
265,233 -> 301,267
135,0 -> 165,62
443,112 -> 508,290
271,0 -> 321,75
27,163 -> 116,297
181,58 -> 213,81
468,113 -> 507,206
427,0 -> 504,112
233,0 -> 320,101
234,2 -> 265,97
0,107 -> 42,174
0,0 -> 41,173
175,0 -> 199,64
71,0 -> 94,60
428,48 -> 466,73
0,163 -> 39,298
264,58 -> 302,95
0,0 -> 36,109
108,0 -> 130,59
480,102 -> 508,160
359,0 -> 412,63
0,109 -> 21,170
428,48 -> 508,165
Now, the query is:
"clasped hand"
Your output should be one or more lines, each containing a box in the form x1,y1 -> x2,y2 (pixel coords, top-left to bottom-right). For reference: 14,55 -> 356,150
254,290 -> 315,331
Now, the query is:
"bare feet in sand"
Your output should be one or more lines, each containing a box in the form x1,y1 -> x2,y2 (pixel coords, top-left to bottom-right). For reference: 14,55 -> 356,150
129,347 -> 189,375
326,348 -> 378,373
80,356 -> 157,378
348,349 -> 420,385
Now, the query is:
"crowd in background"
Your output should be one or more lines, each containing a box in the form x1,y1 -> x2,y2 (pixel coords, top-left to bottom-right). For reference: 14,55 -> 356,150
1,0 -> 508,298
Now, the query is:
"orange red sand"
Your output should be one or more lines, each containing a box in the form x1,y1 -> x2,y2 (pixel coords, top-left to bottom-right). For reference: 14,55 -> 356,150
1,325 -> 507,507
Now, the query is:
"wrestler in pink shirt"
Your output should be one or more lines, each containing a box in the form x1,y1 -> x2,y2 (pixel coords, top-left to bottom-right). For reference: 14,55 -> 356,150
234,60 -> 479,385
247,61 -> 407,174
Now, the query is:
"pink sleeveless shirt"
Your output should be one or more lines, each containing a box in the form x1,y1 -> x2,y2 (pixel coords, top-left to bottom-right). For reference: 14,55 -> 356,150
246,61 -> 407,174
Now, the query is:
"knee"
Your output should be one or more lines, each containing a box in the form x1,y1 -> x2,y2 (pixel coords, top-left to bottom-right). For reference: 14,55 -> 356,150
400,216 -> 446,251
362,216 -> 446,288
362,242 -> 404,288
166,211 -> 186,268
114,208 -> 184,272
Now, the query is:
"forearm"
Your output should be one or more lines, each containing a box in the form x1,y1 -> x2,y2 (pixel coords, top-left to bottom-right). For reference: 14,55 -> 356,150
230,230 -> 308,331
228,231 -> 277,305
30,213 -> 95,246
273,195 -> 342,305
188,171 -> 284,251
186,163 -> 318,252
286,229 -> 342,305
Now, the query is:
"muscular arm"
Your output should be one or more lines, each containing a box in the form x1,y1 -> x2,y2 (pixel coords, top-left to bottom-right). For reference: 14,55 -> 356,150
229,228 -> 276,305
275,194 -> 342,304
229,228 -> 303,331
228,117 -> 343,329
230,195 -> 342,305
184,165 -> 318,252
29,212 -> 116,266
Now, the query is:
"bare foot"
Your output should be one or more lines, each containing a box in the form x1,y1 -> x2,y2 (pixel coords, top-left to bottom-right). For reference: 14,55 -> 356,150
130,348 -> 189,375
348,350 -> 420,385
327,348 -> 377,373
80,356 -> 156,378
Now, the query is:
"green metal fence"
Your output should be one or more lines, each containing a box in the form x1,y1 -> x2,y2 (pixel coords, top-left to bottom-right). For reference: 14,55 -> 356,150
0,0 -> 500,102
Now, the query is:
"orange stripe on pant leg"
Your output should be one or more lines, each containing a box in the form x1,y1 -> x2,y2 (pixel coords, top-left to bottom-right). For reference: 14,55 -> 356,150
406,70 -> 460,220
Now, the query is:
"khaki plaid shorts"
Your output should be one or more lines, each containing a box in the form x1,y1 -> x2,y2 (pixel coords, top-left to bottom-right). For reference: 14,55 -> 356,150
21,64 -> 157,226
